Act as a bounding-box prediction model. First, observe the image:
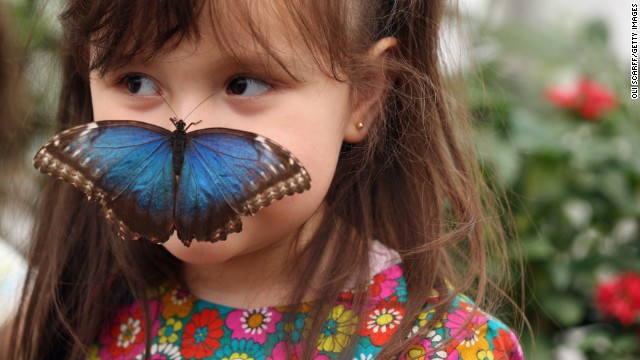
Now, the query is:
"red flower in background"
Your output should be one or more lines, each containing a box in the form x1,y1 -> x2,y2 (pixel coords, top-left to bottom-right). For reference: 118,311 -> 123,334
545,77 -> 617,120
595,272 -> 640,326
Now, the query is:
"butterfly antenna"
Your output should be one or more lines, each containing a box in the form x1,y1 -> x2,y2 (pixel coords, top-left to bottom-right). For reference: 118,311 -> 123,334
159,93 -> 180,120
183,92 -> 216,121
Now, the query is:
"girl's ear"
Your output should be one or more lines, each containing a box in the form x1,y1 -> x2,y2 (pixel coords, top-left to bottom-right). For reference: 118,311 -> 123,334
344,37 -> 397,143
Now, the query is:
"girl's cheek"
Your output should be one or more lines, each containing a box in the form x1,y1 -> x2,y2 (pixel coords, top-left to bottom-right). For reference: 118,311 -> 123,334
223,96 -> 274,118
90,82 -> 166,125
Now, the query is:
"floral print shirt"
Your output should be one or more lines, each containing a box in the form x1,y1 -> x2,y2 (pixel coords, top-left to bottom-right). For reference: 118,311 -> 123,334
89,244 -> 523,360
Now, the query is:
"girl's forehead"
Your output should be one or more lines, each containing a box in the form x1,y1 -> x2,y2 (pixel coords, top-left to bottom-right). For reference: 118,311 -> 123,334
199,4 -> 303,60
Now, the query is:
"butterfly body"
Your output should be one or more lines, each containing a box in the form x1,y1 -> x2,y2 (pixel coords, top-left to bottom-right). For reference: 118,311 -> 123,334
169,118 -> 197,176
33,120 -> 311,246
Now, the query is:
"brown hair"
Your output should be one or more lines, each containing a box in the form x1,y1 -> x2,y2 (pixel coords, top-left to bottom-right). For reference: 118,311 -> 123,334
6,1 -> 516,359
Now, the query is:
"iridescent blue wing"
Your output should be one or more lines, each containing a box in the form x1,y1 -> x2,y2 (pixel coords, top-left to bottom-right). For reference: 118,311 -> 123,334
33,121 -> 176,243
175,128 -> 311,246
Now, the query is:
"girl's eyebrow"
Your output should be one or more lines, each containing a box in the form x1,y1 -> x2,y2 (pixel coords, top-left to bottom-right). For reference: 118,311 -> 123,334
215,48 -> 306,81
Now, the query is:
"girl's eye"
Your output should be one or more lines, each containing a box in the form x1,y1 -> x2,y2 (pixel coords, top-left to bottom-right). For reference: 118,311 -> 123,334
122,75 -> 158,95
226,76 -> 271,96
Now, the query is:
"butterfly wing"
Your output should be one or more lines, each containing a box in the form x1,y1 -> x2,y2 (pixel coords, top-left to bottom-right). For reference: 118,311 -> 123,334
175,128 -> 311,246
33,121 -> 177,243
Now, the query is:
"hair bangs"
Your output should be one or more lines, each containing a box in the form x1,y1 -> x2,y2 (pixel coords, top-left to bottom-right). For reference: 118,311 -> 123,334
64,0 -> 365,82
200,0 -> 361,82
61,1 -> 205,75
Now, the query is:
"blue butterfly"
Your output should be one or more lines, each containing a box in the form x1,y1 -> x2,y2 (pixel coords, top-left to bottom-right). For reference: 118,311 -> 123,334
33,118 -> 311,246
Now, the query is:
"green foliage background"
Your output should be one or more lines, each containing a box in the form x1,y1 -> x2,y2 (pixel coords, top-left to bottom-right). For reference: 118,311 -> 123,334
469,17 -> 640,360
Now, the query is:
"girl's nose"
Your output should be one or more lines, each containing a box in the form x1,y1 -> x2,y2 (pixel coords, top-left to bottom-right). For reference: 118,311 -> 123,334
165,92 -> 219,128
174,93 -> 216,119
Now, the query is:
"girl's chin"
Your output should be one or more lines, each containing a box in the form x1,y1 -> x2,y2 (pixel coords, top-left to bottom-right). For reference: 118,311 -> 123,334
162,234 -> 247,265
161,227 -> 293,267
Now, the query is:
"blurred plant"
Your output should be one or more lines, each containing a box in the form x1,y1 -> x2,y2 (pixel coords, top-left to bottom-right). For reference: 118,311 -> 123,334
545,77 -> 617,121
0,5 -> 28,163
594,272 -> 640,326
0,0 -> 61,251
466,15 -> 640,360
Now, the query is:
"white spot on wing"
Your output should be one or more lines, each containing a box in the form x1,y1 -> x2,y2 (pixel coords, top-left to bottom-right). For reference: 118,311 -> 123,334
78,122 -> 98,137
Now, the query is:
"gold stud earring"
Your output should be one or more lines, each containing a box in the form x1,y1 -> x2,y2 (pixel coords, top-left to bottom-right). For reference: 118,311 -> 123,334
355,122 -> 365,130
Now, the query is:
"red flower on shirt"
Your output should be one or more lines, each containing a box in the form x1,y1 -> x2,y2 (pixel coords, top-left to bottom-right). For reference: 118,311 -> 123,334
98,300 -> 160,359
181,308 -> 225,358
359,297 -> 405,346
545,77 -> 617,120
492,328 -> 523,360
595,272 -> 640,326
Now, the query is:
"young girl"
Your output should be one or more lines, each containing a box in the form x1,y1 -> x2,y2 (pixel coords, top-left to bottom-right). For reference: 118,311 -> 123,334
5,1 -> 524,359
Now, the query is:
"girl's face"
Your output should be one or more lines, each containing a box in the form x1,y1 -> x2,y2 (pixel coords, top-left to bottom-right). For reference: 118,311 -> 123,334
89,8 -> 369,267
